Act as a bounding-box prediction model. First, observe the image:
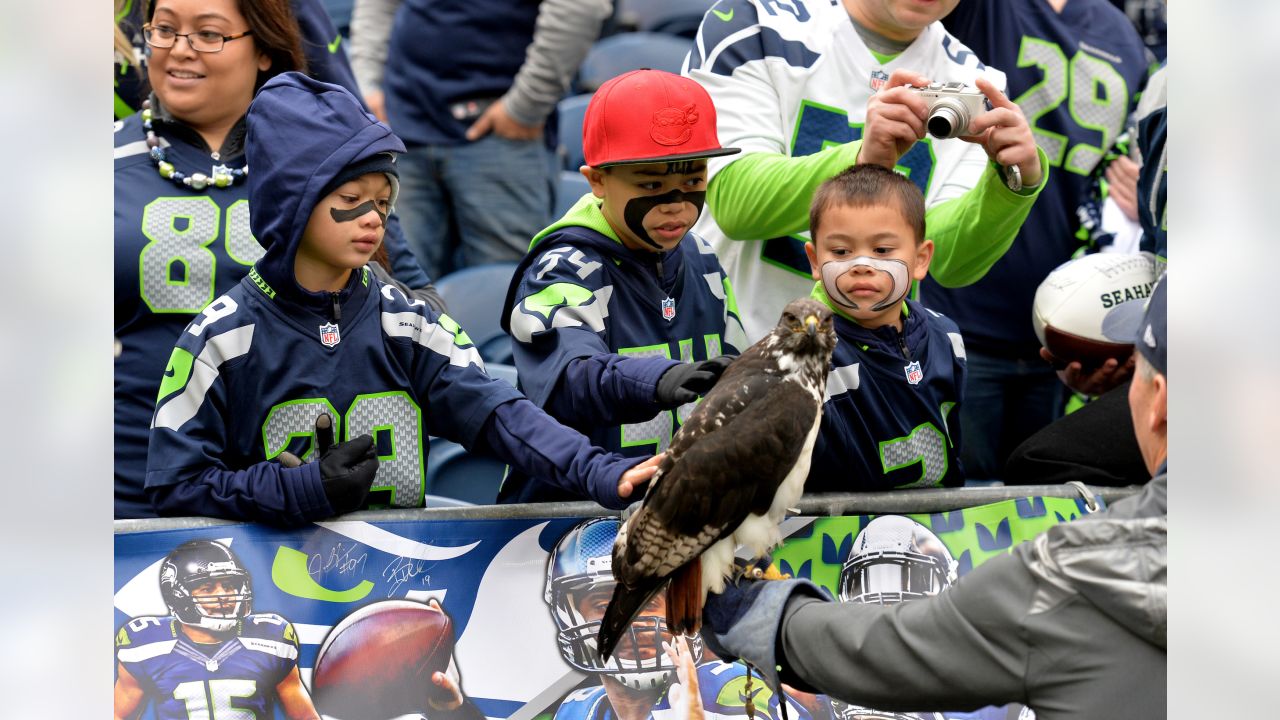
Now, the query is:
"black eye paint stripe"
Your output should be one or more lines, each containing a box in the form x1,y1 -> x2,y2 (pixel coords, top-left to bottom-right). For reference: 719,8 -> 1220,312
330,199 -> 387,225
622,189 -> 705,249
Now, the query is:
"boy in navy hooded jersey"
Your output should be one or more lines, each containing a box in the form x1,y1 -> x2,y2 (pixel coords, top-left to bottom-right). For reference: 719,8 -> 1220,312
499,70 -> 748,505
804,164 -> 968,491
145,73 -> 659,526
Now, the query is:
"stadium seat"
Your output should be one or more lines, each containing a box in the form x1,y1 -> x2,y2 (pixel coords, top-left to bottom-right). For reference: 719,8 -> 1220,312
556,93 -> 592,171
617,0 -> 716,38
576,33 -> 695,93
434,263 -> 519,365
425,439 -> 508,505
321,0 -> 353,36
554,170 -> 593,218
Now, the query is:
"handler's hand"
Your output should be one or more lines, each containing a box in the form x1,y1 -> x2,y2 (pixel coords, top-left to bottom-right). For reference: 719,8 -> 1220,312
619,453 -> 664,499
856,69 -> 932,169
961,77 -> 1043,189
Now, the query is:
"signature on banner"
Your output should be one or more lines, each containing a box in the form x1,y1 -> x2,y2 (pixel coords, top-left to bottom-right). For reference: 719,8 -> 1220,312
383,556 -> 433,596
308,542 -> 368,578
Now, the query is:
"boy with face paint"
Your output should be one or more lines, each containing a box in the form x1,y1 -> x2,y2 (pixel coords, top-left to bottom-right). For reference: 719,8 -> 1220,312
145,73 -> 663,525
499,70 -> 749,505
803,164 -> 969,492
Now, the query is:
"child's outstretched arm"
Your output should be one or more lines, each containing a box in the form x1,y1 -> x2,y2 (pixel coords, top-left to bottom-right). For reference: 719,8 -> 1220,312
474,398 -> 662,509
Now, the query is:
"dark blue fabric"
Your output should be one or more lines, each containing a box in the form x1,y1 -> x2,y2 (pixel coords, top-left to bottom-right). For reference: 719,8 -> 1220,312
498,223 -> 743,504
808,300 -> 968,492
921,0 -> 1150,356
115,612 -> 300,720
384,0 -> 541,146
1136,96 -> 1166,258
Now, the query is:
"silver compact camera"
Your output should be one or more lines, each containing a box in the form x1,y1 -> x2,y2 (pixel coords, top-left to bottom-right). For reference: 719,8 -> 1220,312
909,82 -> 989,139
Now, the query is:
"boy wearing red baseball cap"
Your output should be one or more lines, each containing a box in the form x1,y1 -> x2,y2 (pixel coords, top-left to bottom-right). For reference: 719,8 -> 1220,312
499,69 -> 748,504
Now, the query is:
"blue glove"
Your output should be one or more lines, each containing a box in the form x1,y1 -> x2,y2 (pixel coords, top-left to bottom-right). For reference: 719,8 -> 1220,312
701,578 -> 768,663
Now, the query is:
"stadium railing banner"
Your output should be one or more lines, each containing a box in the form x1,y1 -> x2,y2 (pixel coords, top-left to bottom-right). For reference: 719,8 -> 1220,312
114,488 -> 1116,720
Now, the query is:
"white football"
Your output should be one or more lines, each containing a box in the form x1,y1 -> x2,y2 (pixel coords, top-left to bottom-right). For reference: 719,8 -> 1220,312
1032,252 -> 1158,367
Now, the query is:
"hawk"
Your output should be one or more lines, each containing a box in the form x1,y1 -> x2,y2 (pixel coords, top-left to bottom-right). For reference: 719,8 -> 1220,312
599,298 -> 837,659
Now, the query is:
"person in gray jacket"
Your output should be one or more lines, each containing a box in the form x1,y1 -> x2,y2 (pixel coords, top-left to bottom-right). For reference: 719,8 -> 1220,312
700,276 -> 1169,720
348,0 -> 612,278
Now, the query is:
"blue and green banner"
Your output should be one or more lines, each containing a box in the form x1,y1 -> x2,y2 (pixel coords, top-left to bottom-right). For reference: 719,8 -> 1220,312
114,495 -> 1097,720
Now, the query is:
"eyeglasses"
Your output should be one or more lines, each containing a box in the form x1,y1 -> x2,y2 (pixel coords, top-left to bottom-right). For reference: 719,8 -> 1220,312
142,23 -> 254,53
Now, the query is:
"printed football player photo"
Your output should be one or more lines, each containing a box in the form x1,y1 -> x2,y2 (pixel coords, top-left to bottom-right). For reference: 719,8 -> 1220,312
113,539 -> 320,720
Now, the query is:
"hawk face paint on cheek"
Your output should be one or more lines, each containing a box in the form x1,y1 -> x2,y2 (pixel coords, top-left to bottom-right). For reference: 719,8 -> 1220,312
329,200 -> 387,226
821,256 -> 910,312
622,188 -> 705,249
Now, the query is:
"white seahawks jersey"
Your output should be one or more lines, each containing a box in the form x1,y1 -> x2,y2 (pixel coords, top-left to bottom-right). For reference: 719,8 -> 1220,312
685,0 -> 1006,340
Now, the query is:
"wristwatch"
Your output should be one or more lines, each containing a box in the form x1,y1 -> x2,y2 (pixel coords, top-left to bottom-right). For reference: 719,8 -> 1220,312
1002,164 -> 1023,193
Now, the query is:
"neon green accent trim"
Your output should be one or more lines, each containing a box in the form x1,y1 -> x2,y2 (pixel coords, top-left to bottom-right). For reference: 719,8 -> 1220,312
528,192 -> 619,251
139,196 -> 220,314
678,337 -> 694,363
345,391 -> 425,507
1064,392 -> 1087,415
157,347 -> 195,401
261,398 -> 342,462
722,276 -> 741,318
327,34 -> 342,53
361,267 -> 369,286
878,422 -> 948,487
522,282 -> 595,319
438,313 -> 474,347
222,200 -> 260,266
618,343 -> 674,452
248,267 -> 276,299
924,146 -> 1047,288
868,49 -> 899,66
712,7 -> 734,21
1064,52 -> 1128,176
114,91 -> 135,120
1013,36 -> 1069,167
271,546 -> 374,602
115,0 -> 132,23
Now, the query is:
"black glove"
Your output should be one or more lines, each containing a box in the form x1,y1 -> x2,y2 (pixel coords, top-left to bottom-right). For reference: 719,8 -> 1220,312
655,355 -> 735,406
309,413 -> 379,514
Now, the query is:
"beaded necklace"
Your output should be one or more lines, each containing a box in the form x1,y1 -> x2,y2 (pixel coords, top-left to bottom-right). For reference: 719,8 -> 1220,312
142,100 -> 247,191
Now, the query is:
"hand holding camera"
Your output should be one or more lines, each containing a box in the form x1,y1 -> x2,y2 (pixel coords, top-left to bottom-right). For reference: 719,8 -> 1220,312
859,71 -> 1042,190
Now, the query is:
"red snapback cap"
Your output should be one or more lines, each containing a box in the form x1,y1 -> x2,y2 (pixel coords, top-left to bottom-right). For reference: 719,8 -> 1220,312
582,69 -> 741,168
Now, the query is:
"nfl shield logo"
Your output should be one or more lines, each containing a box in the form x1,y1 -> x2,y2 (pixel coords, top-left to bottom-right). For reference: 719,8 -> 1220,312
661,297 -> 676,322
904,360 -> 923,385
319,322 -> 341,347
870,69 -> 889,91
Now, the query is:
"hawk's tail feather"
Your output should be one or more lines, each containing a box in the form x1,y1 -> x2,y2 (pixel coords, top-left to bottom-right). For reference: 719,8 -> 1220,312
598,579 -> 663,661
666,560 -> 703,636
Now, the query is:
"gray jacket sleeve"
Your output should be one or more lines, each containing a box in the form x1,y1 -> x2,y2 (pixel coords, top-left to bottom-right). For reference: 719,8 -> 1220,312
777,556 -> 1034,712
501,0 -> 613,126
709,562 -> 1035,711
348,0 -> 401,93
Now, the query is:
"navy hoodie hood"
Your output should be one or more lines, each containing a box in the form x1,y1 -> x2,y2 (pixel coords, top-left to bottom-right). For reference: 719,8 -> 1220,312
245,72 -> 406,305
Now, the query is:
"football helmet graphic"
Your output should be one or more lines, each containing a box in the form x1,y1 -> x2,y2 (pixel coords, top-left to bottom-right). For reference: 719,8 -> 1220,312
544,517 -> 702,690
830,702 -> 944,720
839,515 -> 957,605
159,539 -> 253,632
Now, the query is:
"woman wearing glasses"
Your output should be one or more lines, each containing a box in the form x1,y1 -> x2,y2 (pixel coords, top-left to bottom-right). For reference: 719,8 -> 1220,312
112,0 -> 436,519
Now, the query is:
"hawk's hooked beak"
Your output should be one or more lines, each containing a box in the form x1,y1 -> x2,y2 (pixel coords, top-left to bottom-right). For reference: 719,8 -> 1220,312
804,314 -> 819,338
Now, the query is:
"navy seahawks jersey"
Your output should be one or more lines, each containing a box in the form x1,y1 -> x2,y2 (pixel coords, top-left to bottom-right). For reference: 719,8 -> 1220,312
114,613 -> 300,720
145,268 -> 523,520
919,0 -> 1150,356
552,661 -> 798,720
808,292 -> 967,492
113,113 -> 430,519
503,197 -> 747,463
